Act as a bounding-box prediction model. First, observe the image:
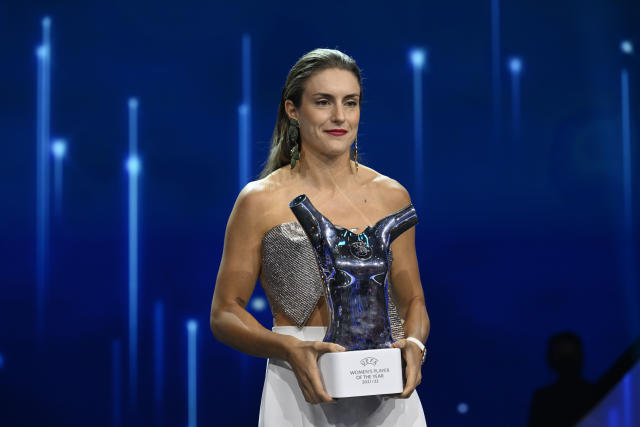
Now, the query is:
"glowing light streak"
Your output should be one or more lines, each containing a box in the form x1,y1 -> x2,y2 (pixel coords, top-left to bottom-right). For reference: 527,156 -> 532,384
409,48 -> 427,207
508,57 -> 522,141
238,34 -> 252,189
35,16 -> 52,341
127,97 -> 141,410
154,301 -> 164,424
491,0 -> 502,145
187,320 -> 198,427
51,138 -> 67,218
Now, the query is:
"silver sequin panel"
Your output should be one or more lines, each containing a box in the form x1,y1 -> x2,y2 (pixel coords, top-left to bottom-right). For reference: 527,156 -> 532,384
260,222 -> 405,340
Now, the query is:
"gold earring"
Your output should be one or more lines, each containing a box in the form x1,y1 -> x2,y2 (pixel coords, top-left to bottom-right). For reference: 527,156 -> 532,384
289,118 -> 300,169
354,135 -> 359,173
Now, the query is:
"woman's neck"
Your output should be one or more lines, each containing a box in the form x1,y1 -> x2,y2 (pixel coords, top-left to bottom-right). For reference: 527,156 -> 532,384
294,148 -> 356,191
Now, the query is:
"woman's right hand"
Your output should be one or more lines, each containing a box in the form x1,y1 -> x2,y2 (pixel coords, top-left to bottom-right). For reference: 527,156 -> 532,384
285,338 -> 345,404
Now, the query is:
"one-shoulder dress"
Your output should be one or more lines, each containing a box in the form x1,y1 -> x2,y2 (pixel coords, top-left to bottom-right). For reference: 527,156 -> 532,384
257,204 -> 428,427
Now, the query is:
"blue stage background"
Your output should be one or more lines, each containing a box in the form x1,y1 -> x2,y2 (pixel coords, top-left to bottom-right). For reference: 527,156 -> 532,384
1,1 -> 639,425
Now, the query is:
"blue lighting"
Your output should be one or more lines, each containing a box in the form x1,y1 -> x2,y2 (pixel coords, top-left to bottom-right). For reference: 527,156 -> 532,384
51,139 -> 67,159
623,376 -> 631,426
154,301 -> 164,423
238,34 -> 252,190
51,139 -> 67,218
621,70 -> 632,234
242,34 -> 251,105
408,46 -> 426,207
187,319 -> 198,427
608,408 -> 619,427
508,57 -> 523,141
491,0 -> 502,145
620,69 -> 639,333
35,15 -> 52,342
409,48 -> 427,69
187,319 -> 198,333
238,103 -> 250,190
0,352 -> 4,370
112,340 -> 122,427
508,57 -> 522,74
127,98 -> 140,410
36,45 -> 49,59
126,155 -> 141,175
620,40 -> 634,55
457,402 -> 469,414
250,296 -> 267,312
128,97 -> 139,153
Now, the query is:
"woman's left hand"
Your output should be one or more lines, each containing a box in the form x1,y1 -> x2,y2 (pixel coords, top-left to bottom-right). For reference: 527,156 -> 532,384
391,338 -> 423,398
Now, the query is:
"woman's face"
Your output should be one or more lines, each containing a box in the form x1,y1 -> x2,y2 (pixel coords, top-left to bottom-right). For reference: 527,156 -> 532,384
287,67 -> 361,158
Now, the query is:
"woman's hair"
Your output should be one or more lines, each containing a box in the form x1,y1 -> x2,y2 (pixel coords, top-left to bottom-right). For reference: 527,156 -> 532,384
258,48 -> 362,179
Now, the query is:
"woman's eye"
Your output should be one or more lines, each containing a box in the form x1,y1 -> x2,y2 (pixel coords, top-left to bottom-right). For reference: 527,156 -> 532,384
315,100 -> 329,106
346,101 -> 358,107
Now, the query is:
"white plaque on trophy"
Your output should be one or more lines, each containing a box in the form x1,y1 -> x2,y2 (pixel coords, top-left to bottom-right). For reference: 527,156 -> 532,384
318,348 -> 403,398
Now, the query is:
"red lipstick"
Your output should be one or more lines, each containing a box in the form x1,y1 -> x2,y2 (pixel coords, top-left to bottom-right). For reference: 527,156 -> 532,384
325,129 -> 347,136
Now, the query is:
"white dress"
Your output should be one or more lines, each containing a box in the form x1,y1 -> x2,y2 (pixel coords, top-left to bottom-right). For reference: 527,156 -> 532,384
258,326 -> 427,427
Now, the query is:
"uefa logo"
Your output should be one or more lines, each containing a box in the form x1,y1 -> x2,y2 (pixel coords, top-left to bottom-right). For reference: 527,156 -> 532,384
360,357 -> 379,367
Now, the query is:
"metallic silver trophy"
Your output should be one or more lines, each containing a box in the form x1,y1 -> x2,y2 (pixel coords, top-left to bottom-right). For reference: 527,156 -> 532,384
289,194 -> 418,397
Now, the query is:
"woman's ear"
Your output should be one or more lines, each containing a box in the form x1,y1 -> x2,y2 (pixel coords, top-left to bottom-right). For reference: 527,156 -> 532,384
284,99 -> 298,121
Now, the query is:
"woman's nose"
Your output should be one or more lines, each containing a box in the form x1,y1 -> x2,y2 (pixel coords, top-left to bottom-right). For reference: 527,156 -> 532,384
332,105 -> 345,123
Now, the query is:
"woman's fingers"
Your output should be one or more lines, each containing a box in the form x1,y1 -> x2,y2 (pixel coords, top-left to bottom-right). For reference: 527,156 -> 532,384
399,359 -> 418,398
393,339 -> 422,398
309,342 -> 343,402
292,369 -> 313,403
308,342 -> 339,402
296,368 -> 331,403
313,341 -> 345,354
307,364 -> 334,403
290,341 -> 340,403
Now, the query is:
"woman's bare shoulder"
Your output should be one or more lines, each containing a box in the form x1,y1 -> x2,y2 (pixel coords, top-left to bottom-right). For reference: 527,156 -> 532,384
232,168 -> 293,232
361,165 -> 412,210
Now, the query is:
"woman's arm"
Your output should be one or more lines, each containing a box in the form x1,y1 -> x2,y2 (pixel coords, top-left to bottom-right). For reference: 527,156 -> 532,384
391,225 -> 430,344
382,181 -> 431,398
209,182 -> 343,403
209,182 -> 294,359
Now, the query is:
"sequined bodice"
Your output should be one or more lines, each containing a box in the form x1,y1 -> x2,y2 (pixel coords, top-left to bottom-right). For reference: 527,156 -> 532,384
260,222 -> 406,341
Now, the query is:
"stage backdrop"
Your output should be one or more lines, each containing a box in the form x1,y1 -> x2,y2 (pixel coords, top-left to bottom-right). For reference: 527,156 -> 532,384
1,1 -> 638,425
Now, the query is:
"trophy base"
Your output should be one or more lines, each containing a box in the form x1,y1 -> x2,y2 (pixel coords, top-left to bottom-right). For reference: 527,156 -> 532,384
318,347 -> 403,398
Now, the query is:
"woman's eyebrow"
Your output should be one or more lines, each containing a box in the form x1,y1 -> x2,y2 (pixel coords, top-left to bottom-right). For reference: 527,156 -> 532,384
310,92 -> 360,99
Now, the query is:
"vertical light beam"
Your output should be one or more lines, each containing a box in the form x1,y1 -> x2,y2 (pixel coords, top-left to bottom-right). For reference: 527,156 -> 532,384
242,34 -> 251,114
238,104 -> 249,190
187,320 -> 198,427
238,34 -> 252,190
126,97 -> 141,411
51,138 -> 67,218
409,48 -> 427,208
621,70 -> 632,236
35,15 -> 52,342
620,69 -> 638,334
609,408 -> 619,427
508,57 -> 523,142
112,340 -> 122,427
154,301 -> 164,425
491,0 -> 502,146
623,375 -> 631,427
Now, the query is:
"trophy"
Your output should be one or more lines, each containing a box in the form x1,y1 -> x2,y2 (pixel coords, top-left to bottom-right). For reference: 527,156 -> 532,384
289,194 -> 418,398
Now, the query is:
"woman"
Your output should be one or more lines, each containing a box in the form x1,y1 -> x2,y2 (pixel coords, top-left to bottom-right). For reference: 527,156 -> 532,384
210,48 -> 429,426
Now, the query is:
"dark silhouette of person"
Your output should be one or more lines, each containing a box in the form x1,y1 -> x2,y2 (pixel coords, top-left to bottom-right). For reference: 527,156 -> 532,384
528,332 -> 595,427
